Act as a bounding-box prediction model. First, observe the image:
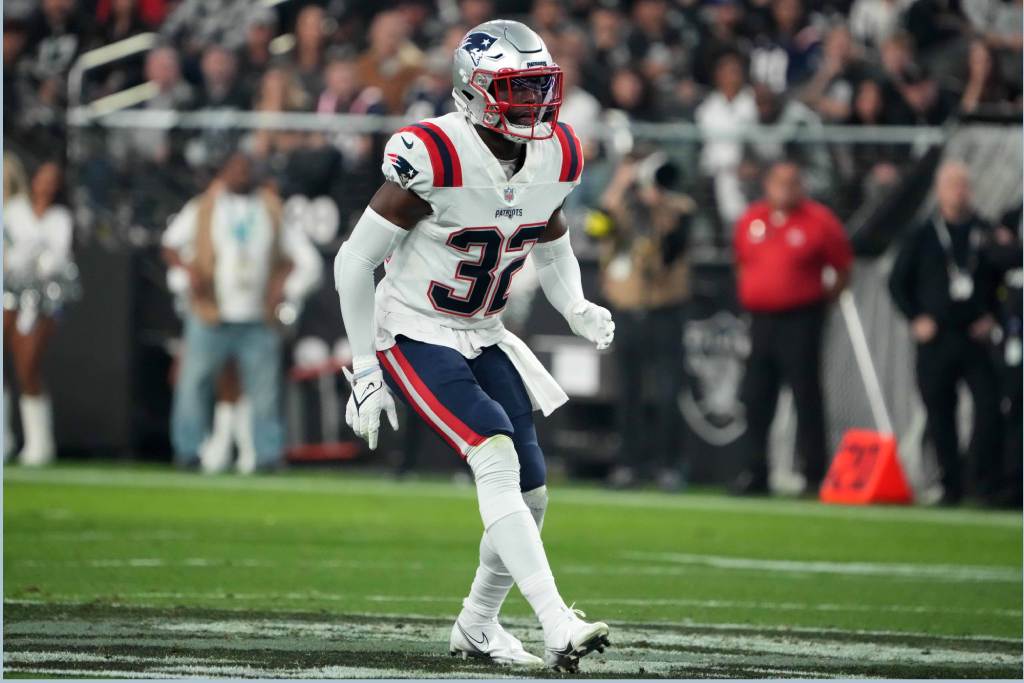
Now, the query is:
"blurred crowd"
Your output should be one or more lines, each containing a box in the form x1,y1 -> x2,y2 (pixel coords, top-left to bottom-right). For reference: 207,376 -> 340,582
4,0 -> 1023,233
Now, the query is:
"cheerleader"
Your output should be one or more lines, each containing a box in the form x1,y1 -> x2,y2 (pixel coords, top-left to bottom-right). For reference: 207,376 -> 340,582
3,161 -> 75,465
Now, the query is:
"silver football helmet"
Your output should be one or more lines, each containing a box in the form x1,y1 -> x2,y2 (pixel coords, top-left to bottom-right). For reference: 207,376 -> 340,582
451,20 -> 563,141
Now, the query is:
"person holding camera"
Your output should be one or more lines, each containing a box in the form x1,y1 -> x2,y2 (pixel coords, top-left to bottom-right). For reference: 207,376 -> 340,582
590,152 -> 695,490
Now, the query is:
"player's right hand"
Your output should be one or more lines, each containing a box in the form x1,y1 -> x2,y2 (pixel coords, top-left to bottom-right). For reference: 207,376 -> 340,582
343,360 -> 398,450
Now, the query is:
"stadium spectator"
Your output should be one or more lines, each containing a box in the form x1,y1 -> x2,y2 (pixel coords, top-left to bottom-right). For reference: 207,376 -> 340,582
848,0 -> 912,50
162,152 -> 322,472
800,24 -> 871,123
3,160 -> 74,467
115,46 -> 194,165
888,161 -> 1004,505
626,0 -> 690,89
830,77 -> 912,211
878,32 -> 954,125
23,0 -> 90,89
161,0 -> 253,57
89,0 -> 151,97
748,0 -> 823,93
695,49 -> 757,238
596,152 -> 695,491
692,0 -> 753,88
355,10 -> 424,114
3,18 -> 32,134
94,0 -> 169,28
743,83 -> 833,202
959,39 -> 1011,115
237,8 -> 277,100
285,4 -> 328,105
583,4 -> 630,108
186,45 -> 248,170
458,0 -> 495,28
732,160 -> 852,496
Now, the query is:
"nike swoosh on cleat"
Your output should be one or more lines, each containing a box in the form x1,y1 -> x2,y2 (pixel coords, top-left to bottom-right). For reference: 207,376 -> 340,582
353,383 -> 381,409
457,623 -> 489,650
401,136 -> 414,149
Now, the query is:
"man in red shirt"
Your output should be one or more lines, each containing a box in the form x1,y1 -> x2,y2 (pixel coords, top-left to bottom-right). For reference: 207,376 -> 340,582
731,160 -> 853,495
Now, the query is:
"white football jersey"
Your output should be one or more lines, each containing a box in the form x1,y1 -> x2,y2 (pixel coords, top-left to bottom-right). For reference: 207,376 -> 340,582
374,112 -> 583,354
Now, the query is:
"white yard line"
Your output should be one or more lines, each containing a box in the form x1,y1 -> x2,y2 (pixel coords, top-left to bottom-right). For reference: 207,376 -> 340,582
623,551 -> 1022,583
5,467 -> 1020,528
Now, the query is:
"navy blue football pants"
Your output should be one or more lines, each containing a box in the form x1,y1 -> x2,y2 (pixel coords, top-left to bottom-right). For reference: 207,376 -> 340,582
377,335 -> 546,492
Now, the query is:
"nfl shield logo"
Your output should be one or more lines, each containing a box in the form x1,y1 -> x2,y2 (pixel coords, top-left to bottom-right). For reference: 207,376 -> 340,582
503,186 -> 515,203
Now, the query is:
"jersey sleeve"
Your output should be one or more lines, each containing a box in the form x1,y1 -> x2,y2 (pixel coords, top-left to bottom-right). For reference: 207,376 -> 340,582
380,130 -> 437,199
553,122 -> 585,189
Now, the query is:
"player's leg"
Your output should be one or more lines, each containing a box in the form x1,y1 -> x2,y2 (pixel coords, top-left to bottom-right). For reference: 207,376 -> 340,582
455,346 -> 548,660
378,339 -> 608,670
171,316 -> 232,468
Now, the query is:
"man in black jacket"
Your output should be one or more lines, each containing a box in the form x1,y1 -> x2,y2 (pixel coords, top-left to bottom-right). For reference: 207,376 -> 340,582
889,161 -> 1003,505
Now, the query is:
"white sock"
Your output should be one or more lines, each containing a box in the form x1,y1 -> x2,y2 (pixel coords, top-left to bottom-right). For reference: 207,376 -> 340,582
18,395 -> 55,466
467,437 -> 567,637
460,485 -> 547,624
200,401 -> 234,474
233,399 -> 257,474
487,511 -> 567,637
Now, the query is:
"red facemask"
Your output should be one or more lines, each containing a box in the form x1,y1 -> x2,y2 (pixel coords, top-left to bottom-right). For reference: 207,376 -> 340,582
473,65 -> 564,140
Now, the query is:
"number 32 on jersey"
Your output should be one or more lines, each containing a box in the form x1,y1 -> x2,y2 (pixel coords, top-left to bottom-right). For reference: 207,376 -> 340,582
428,222 -> 546,317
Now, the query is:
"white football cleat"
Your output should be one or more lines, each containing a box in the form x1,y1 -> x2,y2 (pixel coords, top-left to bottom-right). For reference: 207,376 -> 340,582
449,617 -> 544,667
543,605 -> 611,672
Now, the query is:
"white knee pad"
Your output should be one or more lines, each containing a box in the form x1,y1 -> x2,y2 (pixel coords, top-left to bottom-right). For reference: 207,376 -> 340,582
523,484 -> 548,531
467,435 -> 530,530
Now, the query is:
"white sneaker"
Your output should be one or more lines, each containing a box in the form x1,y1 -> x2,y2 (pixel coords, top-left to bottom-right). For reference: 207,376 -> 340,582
543,605 -> 610,672
448,617 -> 544,667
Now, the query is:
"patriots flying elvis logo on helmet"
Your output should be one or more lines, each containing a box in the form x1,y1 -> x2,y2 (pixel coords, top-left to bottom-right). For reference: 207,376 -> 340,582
460,31 -> 500,67
387,153 -> 419,184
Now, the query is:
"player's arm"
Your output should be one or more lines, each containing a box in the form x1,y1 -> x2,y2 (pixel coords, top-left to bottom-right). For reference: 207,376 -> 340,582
532,206 -> 615,350
333,182 -> 429,449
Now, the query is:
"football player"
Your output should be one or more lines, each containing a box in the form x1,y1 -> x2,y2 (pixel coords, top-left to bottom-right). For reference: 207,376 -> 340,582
334,20 -> 615,671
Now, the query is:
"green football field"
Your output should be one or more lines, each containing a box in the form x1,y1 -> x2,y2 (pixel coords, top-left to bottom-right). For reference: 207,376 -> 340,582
3,464 -> 1021,678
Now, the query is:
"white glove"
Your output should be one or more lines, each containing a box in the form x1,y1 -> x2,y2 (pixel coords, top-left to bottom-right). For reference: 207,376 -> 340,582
343,358 -> 398,450
567,300 -> 615,350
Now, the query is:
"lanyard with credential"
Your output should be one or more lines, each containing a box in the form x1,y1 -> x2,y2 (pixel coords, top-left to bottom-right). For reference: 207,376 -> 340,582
934,215 -> 980,301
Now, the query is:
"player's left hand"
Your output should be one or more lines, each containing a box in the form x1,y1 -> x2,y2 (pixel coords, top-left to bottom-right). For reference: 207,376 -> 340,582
568,300 -> 615,350
343,361 -> 399,450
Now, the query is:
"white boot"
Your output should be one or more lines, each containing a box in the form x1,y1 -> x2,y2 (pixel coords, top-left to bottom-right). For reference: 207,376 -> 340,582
449,616 -> 544,667
542,604 -> 610,672
200,401 -> 235,474
4,390 -> 16,463
233,399 -> 258,474
18,395 -> 55,466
